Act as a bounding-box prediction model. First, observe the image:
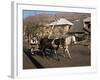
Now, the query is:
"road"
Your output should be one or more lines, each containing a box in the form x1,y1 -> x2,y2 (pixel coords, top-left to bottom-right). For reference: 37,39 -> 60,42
23,45 -> 90,69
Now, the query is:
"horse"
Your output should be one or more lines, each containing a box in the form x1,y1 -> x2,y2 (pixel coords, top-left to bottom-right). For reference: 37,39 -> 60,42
60,34 -> 77,59
39,37 -> 61,60
39,34 -> 77,60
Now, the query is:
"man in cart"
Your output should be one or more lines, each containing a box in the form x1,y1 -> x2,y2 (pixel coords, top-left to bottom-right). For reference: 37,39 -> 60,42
30,37 -> 39,55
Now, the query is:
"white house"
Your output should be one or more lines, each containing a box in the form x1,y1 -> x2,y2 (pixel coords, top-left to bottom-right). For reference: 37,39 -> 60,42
49,18 -> 73,26
48,18 -> 73,38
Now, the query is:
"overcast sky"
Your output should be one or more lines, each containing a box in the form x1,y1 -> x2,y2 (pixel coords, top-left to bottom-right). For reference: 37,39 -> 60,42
23,10 -> 61,19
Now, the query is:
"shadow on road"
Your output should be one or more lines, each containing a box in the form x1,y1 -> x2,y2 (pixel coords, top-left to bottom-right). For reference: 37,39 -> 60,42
23,48 -> 44,68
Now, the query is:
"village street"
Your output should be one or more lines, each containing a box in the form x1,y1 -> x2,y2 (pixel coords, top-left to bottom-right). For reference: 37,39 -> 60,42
23,10 -> 91,69
23,44 -> 90,69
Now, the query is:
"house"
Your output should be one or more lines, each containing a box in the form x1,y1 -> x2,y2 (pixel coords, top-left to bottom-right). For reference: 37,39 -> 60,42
49,18 -> 73,32
83,17 -> 91,44
83,17 -> 91,33
69,17 -> 91,45
69,18 -> 88,41
48,18 -> 73,38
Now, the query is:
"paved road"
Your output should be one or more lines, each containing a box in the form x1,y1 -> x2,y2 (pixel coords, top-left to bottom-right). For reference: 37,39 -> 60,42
23,45 -> 90,69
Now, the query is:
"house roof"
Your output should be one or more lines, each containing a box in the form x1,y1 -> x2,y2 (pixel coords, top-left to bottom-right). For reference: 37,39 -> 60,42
49,18 -> 73,26
83,17 -> 91,33
70,19 -> 84,32
83,17 -> 91,22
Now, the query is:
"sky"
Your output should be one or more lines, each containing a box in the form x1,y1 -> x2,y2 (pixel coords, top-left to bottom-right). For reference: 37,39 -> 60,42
23,10 -> 61,19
